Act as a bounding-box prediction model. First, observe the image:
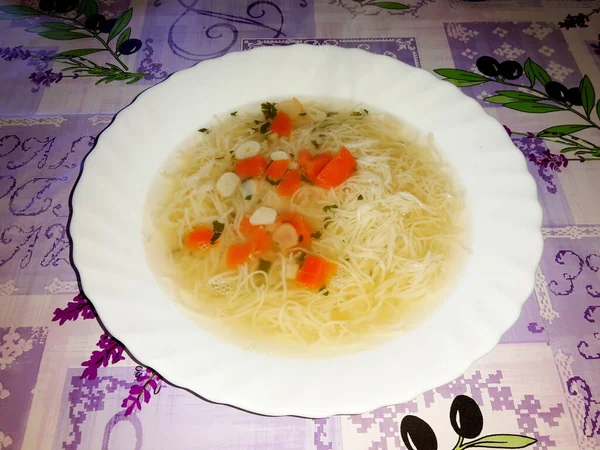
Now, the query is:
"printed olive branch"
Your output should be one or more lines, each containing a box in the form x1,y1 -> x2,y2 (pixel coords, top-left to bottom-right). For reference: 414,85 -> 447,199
353,0 -> 410,10
402,396 -> 537,450
0,0 -> 147,84
434,57 -> 600,161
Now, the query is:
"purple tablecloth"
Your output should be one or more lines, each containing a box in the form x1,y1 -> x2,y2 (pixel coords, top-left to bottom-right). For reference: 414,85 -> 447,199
1,1 -> 600,449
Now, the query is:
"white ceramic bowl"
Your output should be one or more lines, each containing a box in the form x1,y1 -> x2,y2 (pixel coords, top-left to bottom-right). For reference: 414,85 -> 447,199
70,44 -> 542,417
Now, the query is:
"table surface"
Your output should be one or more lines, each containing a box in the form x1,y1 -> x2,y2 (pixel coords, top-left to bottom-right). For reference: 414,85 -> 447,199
1,1 -> 600,449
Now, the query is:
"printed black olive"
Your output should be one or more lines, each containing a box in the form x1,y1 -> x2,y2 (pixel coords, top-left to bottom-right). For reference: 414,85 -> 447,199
85,14 -> 107,32
54,0 -> 78,13
450,395 -> 484,439
545,81 -> 569,102
498,60 -> 523,80
476,56 -> 500,77
38,0 -> 56,12
101,18 -> 117,33
400,415 -> 438,450
118,38 -> 143,55
566,87 -> 583,106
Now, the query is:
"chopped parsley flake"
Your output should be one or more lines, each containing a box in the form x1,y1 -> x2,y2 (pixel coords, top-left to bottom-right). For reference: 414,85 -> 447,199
198,128 -> 210,133
230,111 -> 238,116
261,102 -> 278,120
259,122 -> 271,134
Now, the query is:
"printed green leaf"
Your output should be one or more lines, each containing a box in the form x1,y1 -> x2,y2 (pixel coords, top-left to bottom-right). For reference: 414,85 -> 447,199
523,58 -> 551,86
40,22 -> 78,30
504,102 -> 565,113
597,99 -> 600,122
371,2 -> 409,9
484,95 -> 519,105
465,434 -> 537,449
0,5 -> 41,16
523,59 -> 536,88
116,27 -> 131,51
434,68 -> 489,82
579,75 -> 595,117
495,90 -> 544,101
560,147 -> 586,153
52,48 -> 105,58
537,124 -> 592,137
77,0 -> 98,18
108,8 -> 132,42
38,30 -> 91,40
443,78 -> 488,87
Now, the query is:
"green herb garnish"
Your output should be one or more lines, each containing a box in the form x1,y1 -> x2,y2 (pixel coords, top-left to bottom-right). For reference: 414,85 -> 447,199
357,194 -> 364,200
198,128 -> 210,133
230,111 -> 238,116
259,122 -> 271,134
298,112 -> 307,116
312,140 -> 321,149
326,112 -> 337,117
363,109 -> 369,115
210,220 -> 225,244
310,231 -> 322,239
261,102 -> 278,120
258,259 -> 272,273
245,195 -> 252,201
350,111 -> 362,117
323,205 -> 338,212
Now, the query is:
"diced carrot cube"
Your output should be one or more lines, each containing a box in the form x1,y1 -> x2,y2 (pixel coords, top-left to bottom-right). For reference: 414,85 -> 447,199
183,226 -> 214,250
302,152 -> 332,182
227,242 -> 254,269
265,159 -> 290,182
295,254 -> 337,288
277,169 -> 302,197
298,149 -> 312,167
248,226 -> 272,253
239,216 -> 256,235
235,155 -> 268,178
270,111 -> 292,137
314,146 -> 356,188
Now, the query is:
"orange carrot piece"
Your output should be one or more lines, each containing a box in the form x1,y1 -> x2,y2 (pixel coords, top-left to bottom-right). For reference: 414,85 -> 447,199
279,212 -> 312,247
265,159 -> 290,182
277,169 -> 302,197
270,111 -> 292,137
235,155 -> 268,178
227,242 -> 254,269
183,226 -> 214,250
239,216 -> 256,235
315,146 -> 356,188
248,226 -> 272,253
303,152 -> 332,182
295,254 -> 337,288
298,149 -> 312,167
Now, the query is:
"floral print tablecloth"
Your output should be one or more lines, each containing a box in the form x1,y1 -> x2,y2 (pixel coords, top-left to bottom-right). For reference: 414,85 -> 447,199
1,1 -> 600,449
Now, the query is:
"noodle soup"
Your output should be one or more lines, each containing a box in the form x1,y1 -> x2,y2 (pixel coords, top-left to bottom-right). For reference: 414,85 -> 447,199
144,98 -> 469,356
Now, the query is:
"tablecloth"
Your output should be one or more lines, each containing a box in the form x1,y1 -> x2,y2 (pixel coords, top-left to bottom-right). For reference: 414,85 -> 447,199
1,0 -> 600,449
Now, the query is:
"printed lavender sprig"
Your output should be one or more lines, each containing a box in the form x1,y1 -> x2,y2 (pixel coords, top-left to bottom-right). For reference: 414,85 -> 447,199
52,293 -> 96,325
52,294 -> 164,413
80,333 -> 126,380
0,0 -> 148,88
121,366 -> 163,416
434,56 -> 600,163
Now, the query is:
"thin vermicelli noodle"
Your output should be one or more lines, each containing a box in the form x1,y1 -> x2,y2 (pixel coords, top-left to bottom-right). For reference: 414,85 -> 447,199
144,99 -> 468,356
